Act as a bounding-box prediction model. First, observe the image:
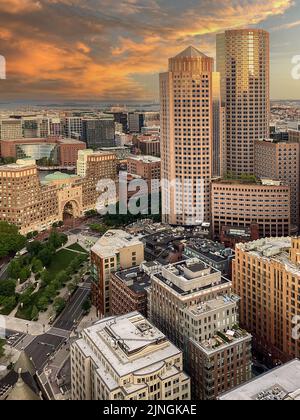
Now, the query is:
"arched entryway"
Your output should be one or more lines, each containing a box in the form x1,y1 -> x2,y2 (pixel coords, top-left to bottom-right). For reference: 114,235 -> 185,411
62,200 -> 80,227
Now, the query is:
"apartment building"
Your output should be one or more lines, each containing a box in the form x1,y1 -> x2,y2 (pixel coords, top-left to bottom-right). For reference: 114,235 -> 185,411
71,312 -> 191,400
148,258 -> 252,399
211,180 -> 291,239
90,230 -> 145,317
233,237 -> 300,363
127,155 -> 161,190
0,119 -> 23,139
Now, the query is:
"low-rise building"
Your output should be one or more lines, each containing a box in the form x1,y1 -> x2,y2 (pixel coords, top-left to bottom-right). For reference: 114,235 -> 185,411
184,238 -> 234,277
110,262 -> 160,317
71,312 -> 191,401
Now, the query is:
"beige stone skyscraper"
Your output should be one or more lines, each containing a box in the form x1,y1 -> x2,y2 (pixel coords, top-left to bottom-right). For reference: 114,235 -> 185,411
217,30 -> 270,176
160,46 -> 214,225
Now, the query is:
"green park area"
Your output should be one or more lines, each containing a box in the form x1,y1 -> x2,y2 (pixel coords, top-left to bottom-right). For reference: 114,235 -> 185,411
0,225 -> 89,321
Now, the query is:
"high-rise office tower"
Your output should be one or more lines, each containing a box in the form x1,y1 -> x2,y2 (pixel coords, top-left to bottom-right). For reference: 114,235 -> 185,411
212,72 -> 225,178
160,47 -> 214,226
217,30 -> 270,176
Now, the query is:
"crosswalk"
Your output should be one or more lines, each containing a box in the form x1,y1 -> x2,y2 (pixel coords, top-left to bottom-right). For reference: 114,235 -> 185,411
47,328 -> 70,339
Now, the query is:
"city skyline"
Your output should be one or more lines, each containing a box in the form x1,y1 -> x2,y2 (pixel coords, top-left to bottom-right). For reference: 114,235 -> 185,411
0,1 -> 299,101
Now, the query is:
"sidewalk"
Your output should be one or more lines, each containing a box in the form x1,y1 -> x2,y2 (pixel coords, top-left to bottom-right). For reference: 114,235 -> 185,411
3,316 -> 48,336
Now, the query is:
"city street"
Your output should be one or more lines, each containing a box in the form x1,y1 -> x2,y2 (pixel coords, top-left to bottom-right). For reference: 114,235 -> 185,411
24,284 -> 91,373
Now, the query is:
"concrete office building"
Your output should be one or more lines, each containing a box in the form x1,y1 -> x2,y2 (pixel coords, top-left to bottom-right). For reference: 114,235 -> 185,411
127,155 -> 161,190
212,72 -> 225,178
217,30 -> 270,176
82,117 -> 115,149
254,138 -> 300,228
71,312 -> 191,401
128,112 -> 145,133
0,119 -> 23,140
160,46 -> 214,225
90,230 -> 145,317
63,117 -> 83,139
211,180 -> 291,239
233,237 -> 300,363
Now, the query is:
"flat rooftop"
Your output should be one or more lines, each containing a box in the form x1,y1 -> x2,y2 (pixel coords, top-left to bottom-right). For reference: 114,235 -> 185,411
153,258 -> 230,297
128,155 -> 161,164
186,239 -> 234,263
194,327 -> 251,355
220,360 -> 300,400
236,237 -> 300,276
76,312 -> 182,380
114,266 -> 151,294
187,295 -> 240,318
91,230 -> 143,258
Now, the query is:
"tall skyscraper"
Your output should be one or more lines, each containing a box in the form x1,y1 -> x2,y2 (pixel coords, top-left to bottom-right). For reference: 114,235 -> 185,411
217,30 -> 270,176
160,46 -> 214,225
212,72 -> 225,178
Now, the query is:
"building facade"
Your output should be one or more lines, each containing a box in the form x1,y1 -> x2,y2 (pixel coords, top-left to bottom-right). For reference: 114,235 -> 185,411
71,312 -> 191,400
254,138 -> 300,229
233,237 -> 300,364
160,46 -> 214,225
90,230 -> 145,317
148,258 -> 252,399
0,151 -> 117,234
82,117 -> 115,149
211,180 -> 291,239
217,29 -> 270,176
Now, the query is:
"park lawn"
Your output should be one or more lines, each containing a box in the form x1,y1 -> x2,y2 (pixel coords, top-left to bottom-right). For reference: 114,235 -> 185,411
47,249 -> 81,276
66,243 -> 88,254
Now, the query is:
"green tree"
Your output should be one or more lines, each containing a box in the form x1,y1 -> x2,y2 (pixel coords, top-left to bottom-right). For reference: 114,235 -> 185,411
31,305 -> 39,321
0,279 -> 16,297
82,298 -> 91,314
27,240 -> 43,256
0,339 -> 5,358
53,297 -> 66,315
38,247 -> 53,267
19,267 -> 30,283
37,295 -> 49,312
0,222 -> 26,258
32,258 -> 43,273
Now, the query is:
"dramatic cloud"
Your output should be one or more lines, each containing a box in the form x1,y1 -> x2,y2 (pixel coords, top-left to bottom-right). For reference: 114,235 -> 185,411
0,0 -> 295,100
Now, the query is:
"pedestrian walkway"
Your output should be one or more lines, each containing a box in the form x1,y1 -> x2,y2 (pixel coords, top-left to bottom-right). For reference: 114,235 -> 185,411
3,316 -> 49,336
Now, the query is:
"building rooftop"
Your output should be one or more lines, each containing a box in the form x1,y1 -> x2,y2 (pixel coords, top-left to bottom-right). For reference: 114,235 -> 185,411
114,266 -> 152,294
187,295 -> 240,318
185,239 -> 234,264
237,237 -> 300,277
153,258 -> 230,297
220,360 -> 300,400
91,230 -> 144,259
193,327 -> 251,355
75,312 -> 182,382
128,155 -> 161,164
175,46 -> 208,59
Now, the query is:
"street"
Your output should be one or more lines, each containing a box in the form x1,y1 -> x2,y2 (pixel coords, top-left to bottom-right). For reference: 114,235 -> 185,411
25,284 -> 91,373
